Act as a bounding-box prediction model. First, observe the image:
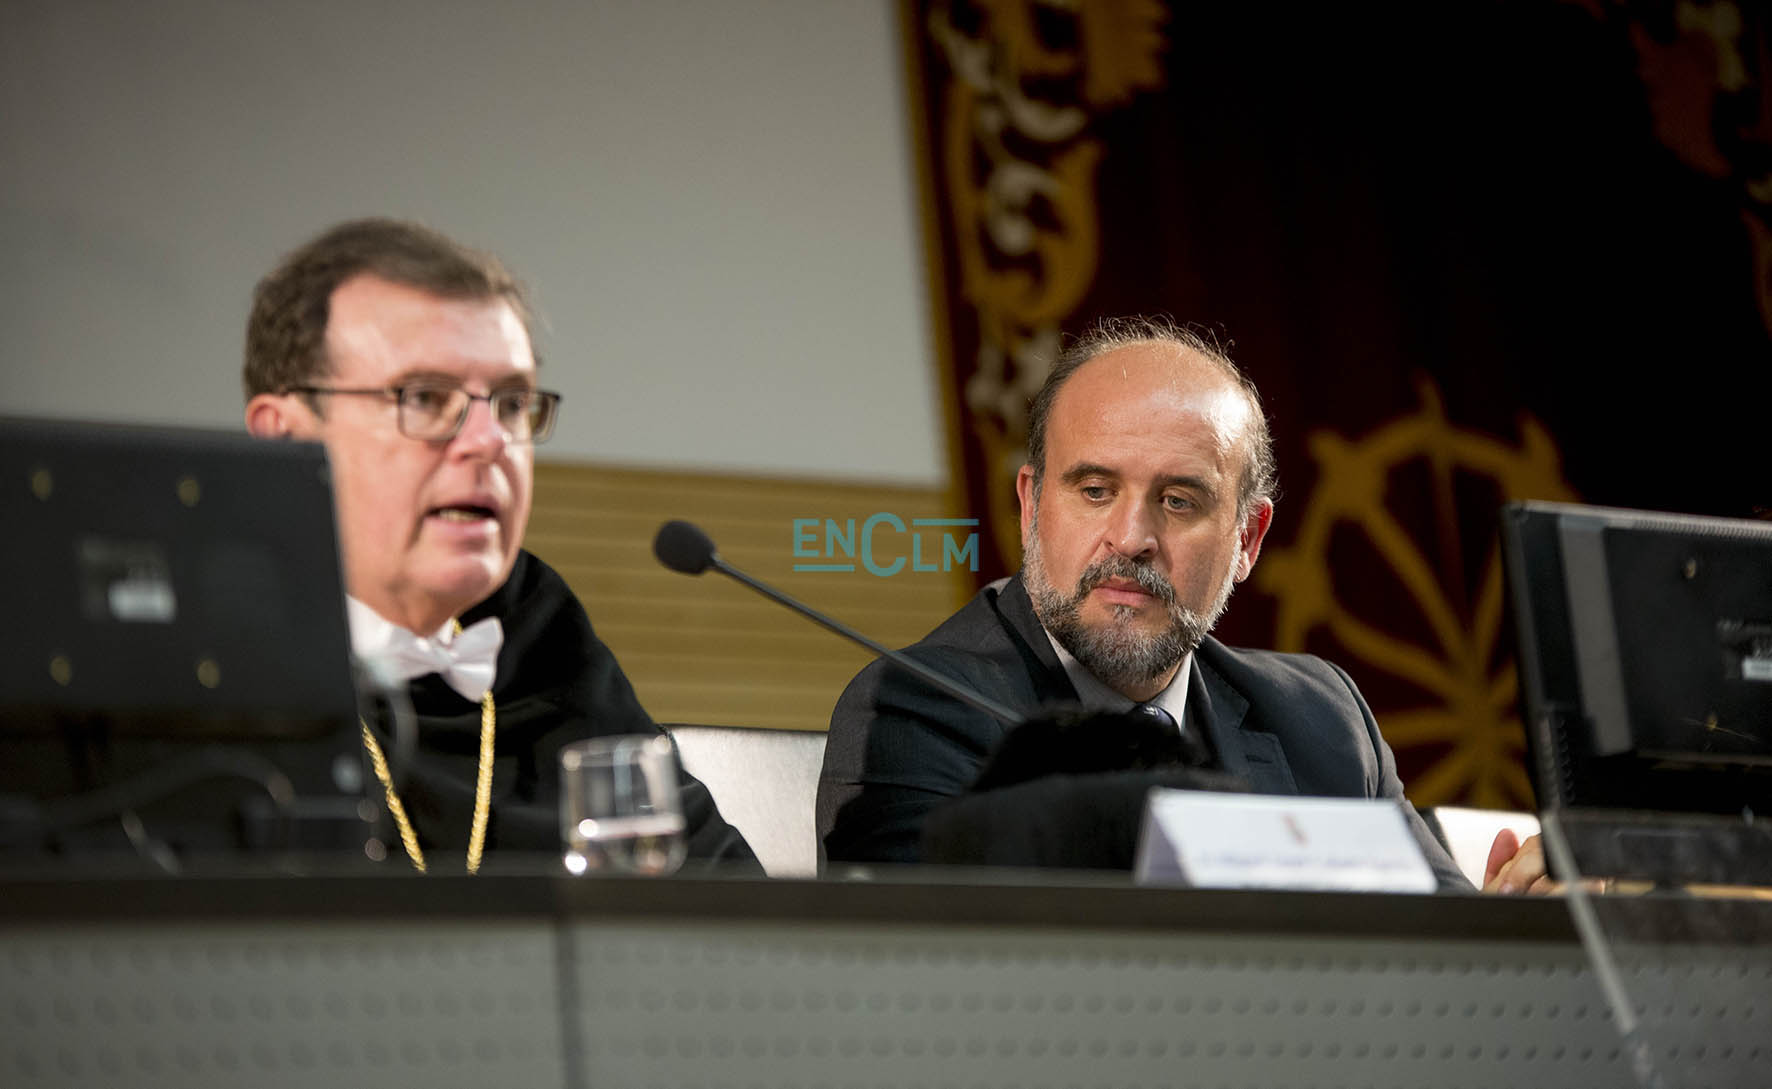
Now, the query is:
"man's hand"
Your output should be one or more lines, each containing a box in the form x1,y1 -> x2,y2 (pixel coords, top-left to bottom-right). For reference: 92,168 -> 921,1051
1481,828 -> 1553,894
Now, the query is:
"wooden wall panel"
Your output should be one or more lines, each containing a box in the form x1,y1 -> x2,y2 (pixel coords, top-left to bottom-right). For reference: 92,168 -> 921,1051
527,462 -> 974,732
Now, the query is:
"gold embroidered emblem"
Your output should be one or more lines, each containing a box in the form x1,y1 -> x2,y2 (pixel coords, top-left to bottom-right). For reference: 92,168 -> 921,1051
1256,379 -> 1577,807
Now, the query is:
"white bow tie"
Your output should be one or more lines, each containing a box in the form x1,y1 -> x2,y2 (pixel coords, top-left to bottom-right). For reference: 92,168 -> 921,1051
351,607 -> 504,702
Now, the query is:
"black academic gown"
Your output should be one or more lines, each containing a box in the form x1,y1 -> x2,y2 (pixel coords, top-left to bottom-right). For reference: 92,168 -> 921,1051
392,550 -> 756,870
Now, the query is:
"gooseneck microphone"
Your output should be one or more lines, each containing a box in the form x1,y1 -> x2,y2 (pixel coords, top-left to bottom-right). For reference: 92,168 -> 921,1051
653,520 -> 1024,726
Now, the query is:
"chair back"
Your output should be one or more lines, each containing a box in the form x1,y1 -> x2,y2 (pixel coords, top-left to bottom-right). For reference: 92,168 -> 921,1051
666,724 -> 827,877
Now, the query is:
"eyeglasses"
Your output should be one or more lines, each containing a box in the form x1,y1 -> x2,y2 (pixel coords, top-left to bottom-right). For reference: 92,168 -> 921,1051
288,382 -> 562,444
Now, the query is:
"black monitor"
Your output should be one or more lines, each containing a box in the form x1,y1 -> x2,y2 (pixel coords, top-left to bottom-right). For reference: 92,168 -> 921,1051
0,416 -> 372,866
1500,500 -> 1772,882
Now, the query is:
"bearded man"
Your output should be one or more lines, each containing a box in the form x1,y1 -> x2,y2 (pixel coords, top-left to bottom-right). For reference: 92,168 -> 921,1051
816,318 -> 1475,886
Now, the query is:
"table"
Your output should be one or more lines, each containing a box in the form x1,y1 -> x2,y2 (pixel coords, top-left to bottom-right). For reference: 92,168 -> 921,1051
3,867 -> 1767,1088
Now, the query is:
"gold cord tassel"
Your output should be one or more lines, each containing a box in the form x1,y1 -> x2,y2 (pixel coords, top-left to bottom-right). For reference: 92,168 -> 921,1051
361,617 -> 497,874
361,722 -> 426,872
464,689 -> 496,874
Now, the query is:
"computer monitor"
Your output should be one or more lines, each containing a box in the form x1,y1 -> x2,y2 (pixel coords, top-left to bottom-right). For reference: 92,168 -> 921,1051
0,416 -> 371,864
1500,500 -> 1772,882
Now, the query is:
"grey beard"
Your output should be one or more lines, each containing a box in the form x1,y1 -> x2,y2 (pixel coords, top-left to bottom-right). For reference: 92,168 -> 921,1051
1025,545 -> 1232,694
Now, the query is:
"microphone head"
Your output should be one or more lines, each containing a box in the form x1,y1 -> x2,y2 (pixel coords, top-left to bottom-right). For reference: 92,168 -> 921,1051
654,520 -> 719,575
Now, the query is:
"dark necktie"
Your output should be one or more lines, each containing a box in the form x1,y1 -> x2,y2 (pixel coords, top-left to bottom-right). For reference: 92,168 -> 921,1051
1133,702 -> 1177,731
1133,702 -> 1213,769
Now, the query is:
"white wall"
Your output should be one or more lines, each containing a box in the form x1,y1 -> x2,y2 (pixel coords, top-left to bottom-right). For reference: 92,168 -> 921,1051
0,1 -> 945,485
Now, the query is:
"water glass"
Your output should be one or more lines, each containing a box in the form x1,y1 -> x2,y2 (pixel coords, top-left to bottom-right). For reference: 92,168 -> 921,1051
559,734 -> 687,875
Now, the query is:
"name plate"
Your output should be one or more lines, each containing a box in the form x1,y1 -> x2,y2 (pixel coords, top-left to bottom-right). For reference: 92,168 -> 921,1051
1134,789 -> 1437,893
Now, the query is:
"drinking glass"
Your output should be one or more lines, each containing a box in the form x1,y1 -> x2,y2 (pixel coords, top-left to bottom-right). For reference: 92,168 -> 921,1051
559,734 -> 686,875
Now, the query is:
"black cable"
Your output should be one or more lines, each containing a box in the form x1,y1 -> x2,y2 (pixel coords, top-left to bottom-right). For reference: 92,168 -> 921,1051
0,747 -> 296,848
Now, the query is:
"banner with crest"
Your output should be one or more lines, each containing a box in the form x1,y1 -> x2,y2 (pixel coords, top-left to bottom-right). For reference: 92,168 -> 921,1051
905,0 -> 1772,808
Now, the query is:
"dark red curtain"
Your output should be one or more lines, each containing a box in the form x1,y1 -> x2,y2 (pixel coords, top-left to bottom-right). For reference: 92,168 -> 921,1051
906,0 -> 1772,807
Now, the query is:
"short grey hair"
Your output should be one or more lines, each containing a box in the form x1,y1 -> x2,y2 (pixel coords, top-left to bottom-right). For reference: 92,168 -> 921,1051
1025,316 -> 1277,516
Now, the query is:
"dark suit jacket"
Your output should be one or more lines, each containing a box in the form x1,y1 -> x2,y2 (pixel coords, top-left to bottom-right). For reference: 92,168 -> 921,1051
817,575 -> 1467,889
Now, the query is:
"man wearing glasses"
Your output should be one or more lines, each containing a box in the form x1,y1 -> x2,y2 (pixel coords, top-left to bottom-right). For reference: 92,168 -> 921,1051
244,218 -> 753,871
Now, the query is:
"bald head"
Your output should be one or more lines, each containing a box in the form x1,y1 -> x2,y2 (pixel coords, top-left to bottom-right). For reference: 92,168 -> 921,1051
1026,318 -> 1276,516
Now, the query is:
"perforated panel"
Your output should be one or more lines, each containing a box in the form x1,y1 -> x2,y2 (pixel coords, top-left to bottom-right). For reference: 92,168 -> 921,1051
2,920 -> 563,1089
3,912 -> 1768,1088
561,922 -> 1771,1089
1602,945 -> 1772,1086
